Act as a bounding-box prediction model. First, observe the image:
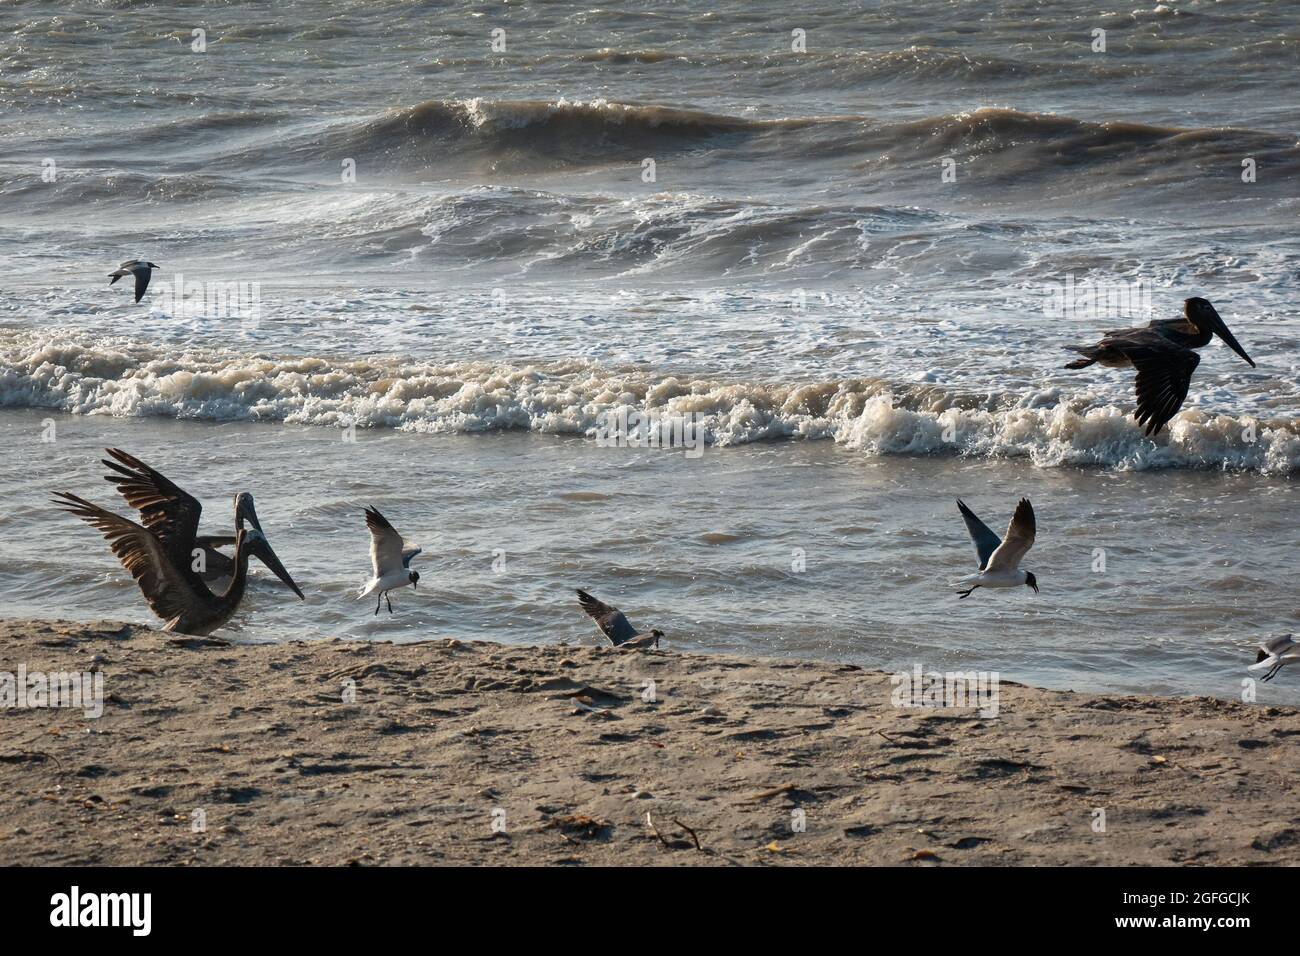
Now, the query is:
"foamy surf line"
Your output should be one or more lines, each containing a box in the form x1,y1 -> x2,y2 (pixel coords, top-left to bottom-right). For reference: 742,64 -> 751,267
2,331 -> 1296,474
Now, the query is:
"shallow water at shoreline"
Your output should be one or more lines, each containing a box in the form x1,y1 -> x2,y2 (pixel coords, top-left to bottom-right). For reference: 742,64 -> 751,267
3,408 -> 1293,705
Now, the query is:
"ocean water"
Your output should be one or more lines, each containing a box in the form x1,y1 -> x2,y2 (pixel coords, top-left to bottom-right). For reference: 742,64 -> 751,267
0,0 -> 1295,701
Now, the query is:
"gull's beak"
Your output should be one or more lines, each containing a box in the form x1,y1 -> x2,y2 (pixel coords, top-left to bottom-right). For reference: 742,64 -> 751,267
249,536 -> 305,601
1207,305 -> 1256,368
238,496 -> 304,600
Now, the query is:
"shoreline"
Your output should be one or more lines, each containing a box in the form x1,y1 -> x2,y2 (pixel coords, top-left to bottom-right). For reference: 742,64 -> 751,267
2,618 -> 1298,866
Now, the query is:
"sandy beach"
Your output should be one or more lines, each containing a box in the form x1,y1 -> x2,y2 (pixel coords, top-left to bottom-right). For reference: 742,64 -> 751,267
2,617 -> 1297,867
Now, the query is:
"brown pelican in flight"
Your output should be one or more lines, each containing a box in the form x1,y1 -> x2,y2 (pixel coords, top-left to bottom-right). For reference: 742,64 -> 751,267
576,589 -> 664,648
97,448 -> 303,599
358,507 -> 421,614
1063,297 -> 1255,436
108,260 -> 159,303
954,497 -> 1038,599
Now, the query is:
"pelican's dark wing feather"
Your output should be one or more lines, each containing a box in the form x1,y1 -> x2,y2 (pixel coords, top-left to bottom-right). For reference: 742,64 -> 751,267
100,448 -> 203,567
956,499 -> 1002,571
1122,341 -> 1200,436
52,492 -> 196,624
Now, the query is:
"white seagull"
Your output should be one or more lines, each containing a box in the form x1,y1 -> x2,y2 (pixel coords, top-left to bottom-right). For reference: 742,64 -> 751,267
1249,634 -> 1298,682
954,497 -> 1039,599
108,260 -> 159,303
358,506 -> 421,615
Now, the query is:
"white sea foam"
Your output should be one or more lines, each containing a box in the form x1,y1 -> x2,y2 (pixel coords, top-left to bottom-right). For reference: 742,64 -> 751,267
2,331 -> 1295,474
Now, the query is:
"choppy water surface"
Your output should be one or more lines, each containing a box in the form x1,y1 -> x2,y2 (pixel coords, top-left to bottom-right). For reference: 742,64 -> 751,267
0,1 -> 1295,699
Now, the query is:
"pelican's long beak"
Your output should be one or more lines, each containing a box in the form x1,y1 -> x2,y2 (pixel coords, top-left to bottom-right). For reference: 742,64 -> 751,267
249,536 -> 305,601
239,495 -> 305,600
1207,306 -> 1256,368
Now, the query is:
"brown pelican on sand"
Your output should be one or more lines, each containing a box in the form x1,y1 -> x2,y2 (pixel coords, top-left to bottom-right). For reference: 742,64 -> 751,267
53,450 -> 302,634
1063,297 -> 1255,436
576,589 -> 664,648
52,497 -> 295,636
97,448 -> 303,597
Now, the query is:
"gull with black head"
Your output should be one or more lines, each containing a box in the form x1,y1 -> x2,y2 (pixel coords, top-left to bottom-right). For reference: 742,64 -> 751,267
359,507 -> 421,615
954,497 -> 1039,599
576,589 -> 664,649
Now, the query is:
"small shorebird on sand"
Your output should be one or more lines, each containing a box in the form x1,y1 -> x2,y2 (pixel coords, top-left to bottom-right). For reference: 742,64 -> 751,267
576,589 -> 664,649
52,492 -> 297,636
1063,297 -> 1256,436
99,448 -> 303,599
1249,634 -> 1299,682
359,507 -> 421,615
954,497 -> 1038,599
108,260 -> 159,303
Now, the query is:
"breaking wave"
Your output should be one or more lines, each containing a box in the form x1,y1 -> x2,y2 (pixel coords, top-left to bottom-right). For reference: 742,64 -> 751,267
42,98 -> 1297,183
2,331 -> 1295,475
291,101 -> 1300,177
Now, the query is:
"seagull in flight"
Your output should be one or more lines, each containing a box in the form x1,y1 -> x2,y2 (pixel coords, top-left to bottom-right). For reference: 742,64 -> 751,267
108,260 -> 159,303
1063,297 -> 1255,436
1249,634 -> 1298,683
576,589 -> 664,649
358,507 -> 421,615
954,497 -> 1038,599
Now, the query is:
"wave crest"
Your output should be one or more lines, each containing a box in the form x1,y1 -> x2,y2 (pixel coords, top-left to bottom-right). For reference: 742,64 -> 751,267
2,331 -> 1295,475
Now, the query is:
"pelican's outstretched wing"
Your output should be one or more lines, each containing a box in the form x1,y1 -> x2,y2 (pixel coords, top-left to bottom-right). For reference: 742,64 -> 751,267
53,492 -> 196,624
1123,341 -> 1200,436
101,448 -> 203,568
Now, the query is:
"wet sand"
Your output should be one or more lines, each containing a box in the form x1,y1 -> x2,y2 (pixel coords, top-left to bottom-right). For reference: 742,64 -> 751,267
1,618 -> 1297,866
